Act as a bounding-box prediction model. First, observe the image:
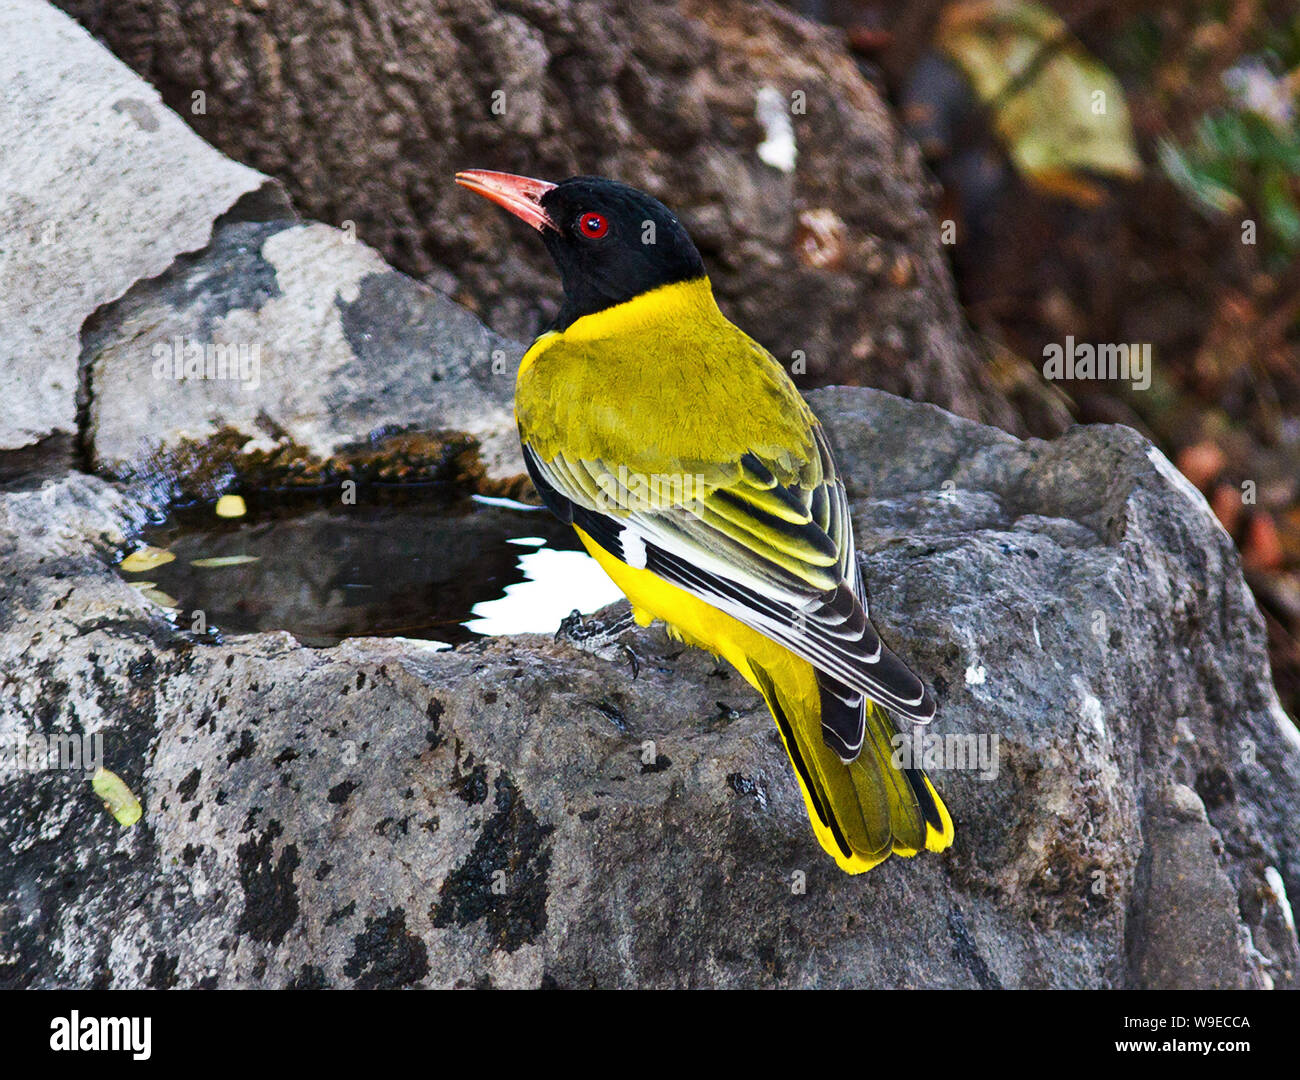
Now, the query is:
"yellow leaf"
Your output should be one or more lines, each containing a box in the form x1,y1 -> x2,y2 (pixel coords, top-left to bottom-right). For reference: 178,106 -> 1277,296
119,546 -> 175,572
937,0 -> 1141,199
215,494 -> 247,518
190,555 -> 259,568
91,767 -> 142,827
1025,167 -> 1107,206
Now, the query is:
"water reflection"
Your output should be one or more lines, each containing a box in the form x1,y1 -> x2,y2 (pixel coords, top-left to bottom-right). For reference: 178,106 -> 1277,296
123,494 -> 623,647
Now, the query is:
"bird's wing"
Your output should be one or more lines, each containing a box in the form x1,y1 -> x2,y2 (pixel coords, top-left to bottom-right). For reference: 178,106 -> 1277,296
522,424 -> 936,755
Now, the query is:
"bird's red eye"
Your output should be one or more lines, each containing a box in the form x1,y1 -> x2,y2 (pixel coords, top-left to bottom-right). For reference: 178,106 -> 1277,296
577,212 -> 608,239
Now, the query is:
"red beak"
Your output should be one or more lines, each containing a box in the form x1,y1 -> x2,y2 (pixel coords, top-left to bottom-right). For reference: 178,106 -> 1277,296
455,169 -> 558,232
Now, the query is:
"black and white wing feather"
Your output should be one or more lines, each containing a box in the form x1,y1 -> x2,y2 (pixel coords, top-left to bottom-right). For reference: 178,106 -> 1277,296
523,426 -> 935,760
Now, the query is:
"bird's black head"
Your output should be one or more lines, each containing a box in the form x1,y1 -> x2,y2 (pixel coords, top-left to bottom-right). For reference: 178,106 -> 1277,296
455,171 -> 705,330
537,177 -> 706,328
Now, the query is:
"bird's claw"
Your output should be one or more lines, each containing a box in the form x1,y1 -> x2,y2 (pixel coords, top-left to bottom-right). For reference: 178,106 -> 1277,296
555,608 -> 641,679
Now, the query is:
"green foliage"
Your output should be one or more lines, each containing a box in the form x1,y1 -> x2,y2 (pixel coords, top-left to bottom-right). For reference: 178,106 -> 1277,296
1160,102 -> 1300,266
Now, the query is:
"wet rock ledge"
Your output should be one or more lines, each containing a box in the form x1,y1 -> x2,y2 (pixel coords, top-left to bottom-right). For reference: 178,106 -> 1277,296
1,1 -> 1298,988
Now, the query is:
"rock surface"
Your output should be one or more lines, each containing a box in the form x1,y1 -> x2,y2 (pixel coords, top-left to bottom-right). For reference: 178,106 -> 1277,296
55,0 -> 1066,435
83,216 -> 526,495
0,0 -> 268,450
3,389 -> 1298,989
2,0 -> 524,496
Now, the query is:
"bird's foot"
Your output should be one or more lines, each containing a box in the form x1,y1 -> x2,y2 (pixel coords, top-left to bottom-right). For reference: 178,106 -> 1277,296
555,608 -> 640,678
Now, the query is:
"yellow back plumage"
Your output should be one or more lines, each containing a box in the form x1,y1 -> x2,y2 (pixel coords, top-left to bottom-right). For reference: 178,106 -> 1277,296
516,278 -> 818,485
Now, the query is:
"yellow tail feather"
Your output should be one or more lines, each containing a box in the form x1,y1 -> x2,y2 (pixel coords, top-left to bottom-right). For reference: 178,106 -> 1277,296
576,527 -> 954,874
749,659 -> 953,874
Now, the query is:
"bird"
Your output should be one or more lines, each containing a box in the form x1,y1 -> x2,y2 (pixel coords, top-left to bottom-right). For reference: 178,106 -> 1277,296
455,169 -> 953,873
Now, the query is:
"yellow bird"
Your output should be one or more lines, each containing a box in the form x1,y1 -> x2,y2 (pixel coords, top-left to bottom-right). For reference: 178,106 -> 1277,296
456,170 -> 953,873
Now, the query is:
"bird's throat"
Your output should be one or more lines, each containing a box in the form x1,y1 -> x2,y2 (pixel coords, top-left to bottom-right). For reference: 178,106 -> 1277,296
555,276 -> 719,343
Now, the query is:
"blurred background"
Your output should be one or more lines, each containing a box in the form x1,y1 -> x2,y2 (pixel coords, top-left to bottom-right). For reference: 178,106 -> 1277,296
59,0 -> 1300,717
823,0 -> 1300,719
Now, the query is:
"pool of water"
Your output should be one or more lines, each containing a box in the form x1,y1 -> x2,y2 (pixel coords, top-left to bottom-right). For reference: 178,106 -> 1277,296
117,493 -> 624,647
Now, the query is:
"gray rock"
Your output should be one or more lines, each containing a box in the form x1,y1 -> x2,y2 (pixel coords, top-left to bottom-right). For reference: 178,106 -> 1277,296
83,218 -> 526,493
0,0 -> 268,450
0,1 -> 528,493
3,388 -> 1297,988
1127,784 -> 1259,989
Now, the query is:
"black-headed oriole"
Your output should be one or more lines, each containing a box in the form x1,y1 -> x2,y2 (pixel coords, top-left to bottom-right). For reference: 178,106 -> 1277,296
456,170 -> 953,873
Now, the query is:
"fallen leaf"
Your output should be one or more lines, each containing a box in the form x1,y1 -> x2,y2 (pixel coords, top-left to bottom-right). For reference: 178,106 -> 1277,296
1244,513 -> 1286,572
91,767 -> 142,827
795,209 -> 847,269
1176,441 -> 1227,491
190,555 -> 260,568
215,494 -> 247,518
119,546 -> 175,573
1211,483 -> 1244,534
